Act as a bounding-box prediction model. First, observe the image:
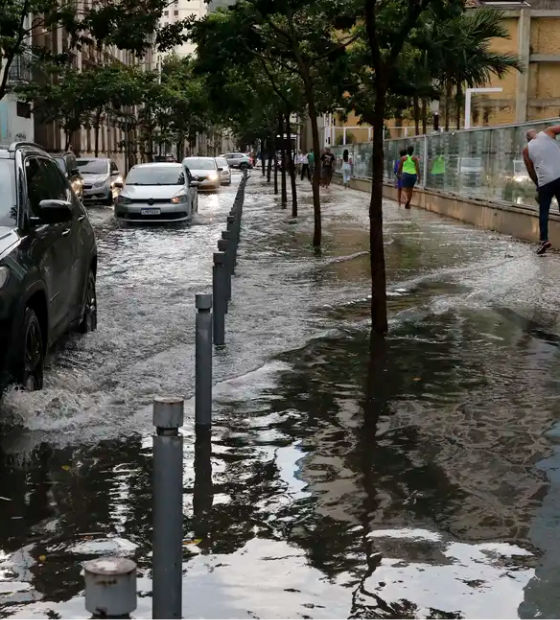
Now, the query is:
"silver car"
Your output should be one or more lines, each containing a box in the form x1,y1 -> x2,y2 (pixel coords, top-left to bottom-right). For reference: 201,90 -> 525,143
215,156 -> 231,186
182,157 -> 221,190
115,163 -> 198,224
77,157 -> 122,205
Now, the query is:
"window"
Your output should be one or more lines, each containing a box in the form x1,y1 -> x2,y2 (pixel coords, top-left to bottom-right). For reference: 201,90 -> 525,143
111,161 -> 119,174
25,158 -> 46,218
39,158 -> 70,202
174,10 -> 178,15
164,10 -> 168,16
16,101 -> 31,119
0,160 -> 17,227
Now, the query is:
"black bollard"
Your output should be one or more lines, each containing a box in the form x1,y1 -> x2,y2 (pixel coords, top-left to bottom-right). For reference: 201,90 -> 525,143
212,252 -> 226,346
195,294 -> 212,428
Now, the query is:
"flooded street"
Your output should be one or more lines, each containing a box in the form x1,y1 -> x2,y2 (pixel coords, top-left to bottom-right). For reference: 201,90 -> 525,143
1,170 -> 560,618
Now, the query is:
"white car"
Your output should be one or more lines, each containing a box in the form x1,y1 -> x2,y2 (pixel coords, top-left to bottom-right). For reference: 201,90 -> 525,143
114,163 -> 198,224
182,157 -> 221,190
215,156 -> 231,186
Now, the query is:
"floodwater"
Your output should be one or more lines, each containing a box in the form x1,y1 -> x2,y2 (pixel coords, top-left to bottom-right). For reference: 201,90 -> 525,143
1,170 -> 560,618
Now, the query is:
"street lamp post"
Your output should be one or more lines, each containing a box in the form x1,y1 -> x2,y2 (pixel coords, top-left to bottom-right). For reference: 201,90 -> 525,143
464,87 -> 503,130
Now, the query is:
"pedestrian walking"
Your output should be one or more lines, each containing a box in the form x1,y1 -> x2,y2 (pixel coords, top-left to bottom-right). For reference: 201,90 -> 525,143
394,148 -> 407,206
301,151 -> 310,181
321,147 -> 336,188
308,149 -> 315,182
524,125 -> 560,255
398,145 -> 420,209
342,149 -> 352,188
295,150 -> 304,177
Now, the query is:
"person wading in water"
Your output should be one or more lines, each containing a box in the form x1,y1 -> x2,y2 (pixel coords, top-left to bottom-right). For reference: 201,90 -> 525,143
523,125 -> 560,255
398,145 -> 420,209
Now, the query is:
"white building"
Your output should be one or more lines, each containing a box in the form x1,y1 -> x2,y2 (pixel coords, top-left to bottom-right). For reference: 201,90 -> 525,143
159,0 -> 207,59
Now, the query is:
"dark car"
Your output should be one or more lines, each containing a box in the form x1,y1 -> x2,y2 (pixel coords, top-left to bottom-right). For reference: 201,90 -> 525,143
0,142 -> 98,392
52,152 -> 84,200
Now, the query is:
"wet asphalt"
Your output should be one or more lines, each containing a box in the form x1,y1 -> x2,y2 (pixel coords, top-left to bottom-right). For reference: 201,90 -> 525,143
1,169 -> 560,617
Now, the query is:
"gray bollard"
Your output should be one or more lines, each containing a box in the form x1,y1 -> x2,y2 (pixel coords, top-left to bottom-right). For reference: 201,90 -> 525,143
222,231 -> 235,275
195,294 -> 212,428
212,252 -> 226,346
153,396 -> 184,620
217,239 -> 231,304
84,557 -> 137,619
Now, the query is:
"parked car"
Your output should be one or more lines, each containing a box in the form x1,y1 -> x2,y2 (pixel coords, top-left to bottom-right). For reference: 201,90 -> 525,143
182,157 -> 221,190
215,156 -> 231,186
77,157 -> 122,205
223,153 -> 253,170
0,141 -> 98,392
115,163 -> 198,224
53,152 -> 84,200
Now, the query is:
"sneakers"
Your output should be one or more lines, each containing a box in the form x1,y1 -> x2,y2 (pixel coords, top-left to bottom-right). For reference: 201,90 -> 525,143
537,240 -> 552,255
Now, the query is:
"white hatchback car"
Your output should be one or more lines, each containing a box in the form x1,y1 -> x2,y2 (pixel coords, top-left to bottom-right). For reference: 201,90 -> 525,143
215,156 -> 231,186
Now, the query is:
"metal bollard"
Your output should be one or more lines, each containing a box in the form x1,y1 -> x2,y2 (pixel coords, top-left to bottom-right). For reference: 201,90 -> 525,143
84,557 -> 137,619
153,396 -> 184,619
193,426 -> 213,542
212,252 -> 226,346
195,294 -> 212,428
217,239 -> 231,304
222,230 -> 235,275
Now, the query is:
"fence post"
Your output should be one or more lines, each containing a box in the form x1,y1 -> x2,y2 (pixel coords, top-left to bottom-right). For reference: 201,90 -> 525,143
84,557 -> 137,619
212,252 -> 226,346
217,239 -> 231,304
153,396 -> 184,620
195,294 -> 212,428
422,135 -> 428,188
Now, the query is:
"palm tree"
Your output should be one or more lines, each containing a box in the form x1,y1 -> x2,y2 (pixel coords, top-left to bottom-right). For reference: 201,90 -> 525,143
431,8 -> 522,130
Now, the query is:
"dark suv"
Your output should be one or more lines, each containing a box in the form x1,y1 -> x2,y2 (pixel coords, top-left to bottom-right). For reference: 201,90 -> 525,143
0,142 -> 98,391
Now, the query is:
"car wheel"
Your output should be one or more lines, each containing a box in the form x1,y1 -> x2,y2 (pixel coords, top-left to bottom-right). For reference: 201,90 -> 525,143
15,307 -> 44,391
79,270 -> 97,333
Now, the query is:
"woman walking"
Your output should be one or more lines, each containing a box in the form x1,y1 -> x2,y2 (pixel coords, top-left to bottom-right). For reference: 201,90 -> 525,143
394,147 -> 407,206
342,149 -> 352,188
398,145 -> 420,209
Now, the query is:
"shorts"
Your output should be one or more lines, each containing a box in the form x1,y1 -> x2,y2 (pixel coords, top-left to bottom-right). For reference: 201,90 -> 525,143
401,173 -> 417,189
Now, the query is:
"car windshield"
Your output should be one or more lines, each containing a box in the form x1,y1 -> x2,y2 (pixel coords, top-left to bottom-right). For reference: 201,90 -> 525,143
216,158 -> 228,167
54,157 -> 67,173
0,160 -> 17,227
78,159 -> 108,174
184,159 -> 216,170
126,166 -> 185,186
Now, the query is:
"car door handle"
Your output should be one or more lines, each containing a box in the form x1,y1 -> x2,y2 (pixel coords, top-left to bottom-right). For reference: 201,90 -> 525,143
77,215 -> 85,222
61,228 -> 71,236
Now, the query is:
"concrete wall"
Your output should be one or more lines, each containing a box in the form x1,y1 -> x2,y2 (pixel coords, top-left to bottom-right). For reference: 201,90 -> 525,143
334,175 -> 560,247
0,95 -> 34,143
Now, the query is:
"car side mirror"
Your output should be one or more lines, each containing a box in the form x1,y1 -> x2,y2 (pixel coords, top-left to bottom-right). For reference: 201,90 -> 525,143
37,199 -> 73,223
114,181 -> 124,189
218,167 -> 223,171
190,180 -> 201,188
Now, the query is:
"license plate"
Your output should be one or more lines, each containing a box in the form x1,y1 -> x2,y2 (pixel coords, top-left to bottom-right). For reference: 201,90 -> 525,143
141,208 -> 161,215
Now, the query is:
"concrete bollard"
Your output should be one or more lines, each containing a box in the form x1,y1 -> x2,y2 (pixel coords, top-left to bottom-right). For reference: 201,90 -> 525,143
217,239 -> 231,305
212,252 -> 226,346
195,294 -> 212,428
84,557 -> 137,619
153,396 -> 184,619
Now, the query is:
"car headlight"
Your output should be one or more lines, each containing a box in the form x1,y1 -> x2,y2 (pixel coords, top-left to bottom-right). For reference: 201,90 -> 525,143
117,195 -> 132,204
208,172 -> 218,181
171,194 -> 188,204
93,180 -> 106,188
0,266 -> 9,290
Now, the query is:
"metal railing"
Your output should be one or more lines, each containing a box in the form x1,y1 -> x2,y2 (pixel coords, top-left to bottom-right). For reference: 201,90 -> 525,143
332,118 -> 560,209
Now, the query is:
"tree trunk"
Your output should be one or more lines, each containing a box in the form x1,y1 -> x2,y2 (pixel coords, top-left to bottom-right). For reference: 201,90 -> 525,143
274,138 -> 278,195
455,83 -> 462,130
444,81 -> 452,132
307,92 -> 322,247
94,108 -> 102,157
413,96 -> 420,135
421,99 -> 427,135
286,113 -> 297,217
267,135 -> 273,183
369,87 -> 389,336
261,138 -> 266,176
279,115 -> 287,208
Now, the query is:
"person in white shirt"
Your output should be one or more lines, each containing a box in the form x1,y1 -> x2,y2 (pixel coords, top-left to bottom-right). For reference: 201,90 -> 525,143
301,152 -> 309,181
294,150 -> 304,177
